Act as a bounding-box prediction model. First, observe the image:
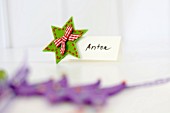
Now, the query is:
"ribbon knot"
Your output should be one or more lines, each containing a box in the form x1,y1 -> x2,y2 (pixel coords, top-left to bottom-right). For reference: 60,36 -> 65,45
54,26 -> 80,55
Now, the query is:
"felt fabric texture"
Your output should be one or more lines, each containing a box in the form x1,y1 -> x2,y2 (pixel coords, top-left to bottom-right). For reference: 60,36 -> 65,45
43,17 -> 88,63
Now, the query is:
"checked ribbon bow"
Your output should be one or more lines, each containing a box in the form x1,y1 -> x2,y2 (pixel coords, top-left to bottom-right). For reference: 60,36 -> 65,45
54,26 -> 80,55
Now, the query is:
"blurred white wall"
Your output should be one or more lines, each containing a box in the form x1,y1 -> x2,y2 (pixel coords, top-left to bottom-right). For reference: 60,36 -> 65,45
122,0 -> 170,60
0,0 -> 170,60
1,0 -> 120,48
6,0 -> 64,48
0,13 -> 3,48
0,0 -> 10,48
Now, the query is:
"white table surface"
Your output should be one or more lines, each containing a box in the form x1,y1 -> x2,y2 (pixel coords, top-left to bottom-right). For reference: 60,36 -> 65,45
0,48 -> 170,113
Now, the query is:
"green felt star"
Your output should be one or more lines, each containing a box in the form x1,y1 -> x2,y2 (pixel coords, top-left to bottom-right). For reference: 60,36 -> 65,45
43,17 -> 88,64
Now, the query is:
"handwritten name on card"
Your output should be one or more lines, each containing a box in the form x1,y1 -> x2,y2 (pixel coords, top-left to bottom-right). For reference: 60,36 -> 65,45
85,44 -> 111,51
64,36 -> 121,61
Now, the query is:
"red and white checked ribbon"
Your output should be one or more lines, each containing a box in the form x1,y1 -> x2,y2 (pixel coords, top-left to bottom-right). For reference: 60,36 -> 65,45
54,26 -> 80,55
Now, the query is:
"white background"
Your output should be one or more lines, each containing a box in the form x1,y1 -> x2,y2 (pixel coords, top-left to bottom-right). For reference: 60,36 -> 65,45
0,0 -> 121,48
0,0 -> 170,61
0,0 -> 170,113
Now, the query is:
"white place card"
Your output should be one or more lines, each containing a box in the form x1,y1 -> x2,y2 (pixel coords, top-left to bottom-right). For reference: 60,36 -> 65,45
64,36 -> 121,61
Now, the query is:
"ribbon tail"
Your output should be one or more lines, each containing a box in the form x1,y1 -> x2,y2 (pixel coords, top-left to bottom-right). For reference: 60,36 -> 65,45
60,42 -> 66,55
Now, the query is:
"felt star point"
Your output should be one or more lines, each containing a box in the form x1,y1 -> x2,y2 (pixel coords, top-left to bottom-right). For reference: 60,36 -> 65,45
43,17 -> 88,64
